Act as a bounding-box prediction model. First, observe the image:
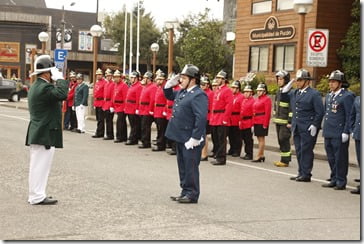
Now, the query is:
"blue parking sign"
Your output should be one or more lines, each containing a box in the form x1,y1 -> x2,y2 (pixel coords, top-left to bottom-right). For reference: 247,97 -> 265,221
54,49 -> 68,62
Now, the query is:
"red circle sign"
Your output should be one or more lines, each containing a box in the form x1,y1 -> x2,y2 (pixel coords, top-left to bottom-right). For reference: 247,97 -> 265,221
309,31 -> 327,52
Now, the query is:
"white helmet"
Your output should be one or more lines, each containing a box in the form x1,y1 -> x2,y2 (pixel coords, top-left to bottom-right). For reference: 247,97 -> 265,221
30,55 -> 55,76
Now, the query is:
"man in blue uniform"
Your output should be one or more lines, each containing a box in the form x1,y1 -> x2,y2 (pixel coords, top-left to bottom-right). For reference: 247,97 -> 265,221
164,64 -> 208,204
350,95 -> 360,194
289,69 -> 324,182
322,70 -> 355,190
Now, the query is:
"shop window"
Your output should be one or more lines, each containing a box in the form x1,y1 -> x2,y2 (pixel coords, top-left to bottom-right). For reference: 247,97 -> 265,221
277,0 -> 294,11
249,46 -> 269,72
274,44 -> 295,71
252,1 -> 272,15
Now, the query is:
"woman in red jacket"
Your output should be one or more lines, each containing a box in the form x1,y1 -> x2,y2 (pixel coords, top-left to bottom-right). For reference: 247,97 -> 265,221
252,83 -> 272,162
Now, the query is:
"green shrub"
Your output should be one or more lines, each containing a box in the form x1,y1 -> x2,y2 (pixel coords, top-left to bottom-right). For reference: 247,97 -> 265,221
316,75 -> 330,96
348,77 -> 361,96
267,83 -> 279,95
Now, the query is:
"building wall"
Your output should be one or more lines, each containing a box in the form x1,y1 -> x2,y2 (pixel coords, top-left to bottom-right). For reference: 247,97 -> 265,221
234,0 -> 353,83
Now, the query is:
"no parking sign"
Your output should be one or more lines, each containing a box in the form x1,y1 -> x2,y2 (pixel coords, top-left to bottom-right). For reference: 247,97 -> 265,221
306,29 -> 329,67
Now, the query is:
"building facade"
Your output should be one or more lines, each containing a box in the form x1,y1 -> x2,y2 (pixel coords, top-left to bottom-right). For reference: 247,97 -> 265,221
233,0 -> 354,83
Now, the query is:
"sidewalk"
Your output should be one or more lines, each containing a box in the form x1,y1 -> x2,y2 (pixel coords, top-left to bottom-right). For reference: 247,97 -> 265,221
1,99 -> 358,166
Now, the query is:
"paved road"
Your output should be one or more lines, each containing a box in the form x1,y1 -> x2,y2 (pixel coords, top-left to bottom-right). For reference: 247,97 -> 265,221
0,105 -> 360,240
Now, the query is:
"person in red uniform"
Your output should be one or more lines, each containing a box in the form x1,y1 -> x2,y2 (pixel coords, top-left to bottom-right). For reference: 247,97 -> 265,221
110,70 -> 129,143
152,71 -> 168,151
64,71 -> 78,130
209,70 -> 233,166
252,83 -> 272,162
200,76 -> 214,161
102,68 -> 115,140
138,71 -> 158,148
227,80 -> 244,157
92,68 -> 107,138
125,71 -> 143,145
239,84 -> 255,160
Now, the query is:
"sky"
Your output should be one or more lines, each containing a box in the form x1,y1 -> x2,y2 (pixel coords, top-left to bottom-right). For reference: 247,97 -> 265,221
45,0 -> 224,29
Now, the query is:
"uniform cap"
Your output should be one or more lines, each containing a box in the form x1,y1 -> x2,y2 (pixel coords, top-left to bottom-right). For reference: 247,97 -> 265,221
243,85 -> 253,92
113,70 -> 122,77
76,73 -> 83,79
30,55 -> 55,76
95,68 -> 103,75
215,70 -> 228,79
256,83 -> 267,91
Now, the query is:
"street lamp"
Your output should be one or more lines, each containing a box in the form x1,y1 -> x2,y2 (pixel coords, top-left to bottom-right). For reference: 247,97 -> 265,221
165,21 -> 179,75
293,0 -> 313,70
61,2 -> 76,49
150,43 -> 159,74
38,31 -> 49,54
90,24 -> 103,84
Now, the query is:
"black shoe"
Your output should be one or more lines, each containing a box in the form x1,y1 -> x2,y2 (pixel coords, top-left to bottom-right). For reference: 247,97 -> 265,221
71,128 -> 78,132
350,186 -> 360,194
334,185 -> 346,190
241,155 -> 253,160
35,197 -> 58,205
354,179 -> 360,183
290,176 -> 300,180
92,135 -> 103,138
167,150 -> 176,155
114,139 -> 122,143
76,129 -> 84,133
170,195 -> 183,201
296,176 -> 311,182
103,137 -> 114,140
322,182 -> 336,188
152,147 -> 165,151
252,157 -> 265,163
125,140 -> 138,145
138,144 -> 151,149
200,156 -> 208,161
326,178 -> 331,182
231,153 -> 240,157
177,195 -> 198,204
208,153 -> 216,158
210,160 -> 226,166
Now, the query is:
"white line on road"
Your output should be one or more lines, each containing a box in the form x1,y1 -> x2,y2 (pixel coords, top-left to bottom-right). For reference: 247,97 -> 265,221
0,113 -> 29,122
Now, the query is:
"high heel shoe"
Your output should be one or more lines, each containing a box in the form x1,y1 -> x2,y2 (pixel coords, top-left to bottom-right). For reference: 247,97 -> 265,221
252,156 -> 265,163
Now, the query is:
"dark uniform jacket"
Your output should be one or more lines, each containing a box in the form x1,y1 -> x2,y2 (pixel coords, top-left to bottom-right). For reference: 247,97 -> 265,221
25,77 -> 69,148
350,96 -> 360,140
273,89 -> 293,125
164,86 -> 208,144
74,82 -> 89,107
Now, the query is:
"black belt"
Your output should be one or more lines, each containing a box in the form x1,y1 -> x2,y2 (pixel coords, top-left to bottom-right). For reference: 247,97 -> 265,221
167,105 -> 173,109
156,104 -> 166,107
140,102 -> 150,105
242,116 -> 252,120
255,112 -> 265,116
127,100 -> 136,104
231,112 -> 240,115
105,98 -> 111,101
96,98 -> 103,101
114,100 -> 124,104
213,109 -> 225,113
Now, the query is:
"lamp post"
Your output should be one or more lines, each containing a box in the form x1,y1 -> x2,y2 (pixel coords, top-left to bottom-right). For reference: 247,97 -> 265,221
90,24 -> 103,84
165,21 -> 178,75
61,2 -> 75,49
38,32 -> 49,54
293,0 -> 313,70
150,43 -> 159,74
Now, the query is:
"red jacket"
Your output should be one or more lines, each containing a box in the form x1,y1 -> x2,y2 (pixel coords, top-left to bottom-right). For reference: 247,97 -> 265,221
139,83 -> 157,116
102,80 -> 115,111
230,92 -> 244,126
239,96 -> 255,130
166,85 -> 180,120
154,82 -> 167,118
253,94 -> 272,128
209,84 -> 233,126
112,80 -> 128,113
67,81 -> 78,107
203,88 -> 214,121
124,81 -> 142,115
93,78 -> 106,107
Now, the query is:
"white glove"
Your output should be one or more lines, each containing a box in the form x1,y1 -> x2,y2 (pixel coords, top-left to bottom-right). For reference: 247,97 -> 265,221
165,74 -> 180,89
135,109 -> 139,115
308,125 -> 317,137
149,111 -> 154,116
80,104 -> 84,109
51,67 -> 64,81
110,107 -> 115,113
72,106 -> 75,111
282,79 -> 295,93
351,132 -> 354,138
184,137 -> 204,150
342,133 -> 349,143
251,127 -> 254,133
222,121 -> 228,125
162,111 -> 167,117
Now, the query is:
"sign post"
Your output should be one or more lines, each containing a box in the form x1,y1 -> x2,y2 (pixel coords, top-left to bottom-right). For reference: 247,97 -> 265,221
54,49 -> 68,76
307,29 -> 329,67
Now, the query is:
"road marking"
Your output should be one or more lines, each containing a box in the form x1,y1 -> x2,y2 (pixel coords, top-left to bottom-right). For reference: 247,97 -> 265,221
0,113 -> 29,122
227,160 -> 356,190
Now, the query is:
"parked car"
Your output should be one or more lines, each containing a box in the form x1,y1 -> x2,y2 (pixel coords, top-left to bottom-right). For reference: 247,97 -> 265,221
0,78 -> 28,102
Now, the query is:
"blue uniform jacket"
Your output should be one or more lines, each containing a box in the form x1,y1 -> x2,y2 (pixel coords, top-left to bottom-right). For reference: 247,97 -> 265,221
164,86 -> 208,144
322,89 -> 355,138
290,87 -> 324,133
74,83 -> 89,106
349,95 -> 360,140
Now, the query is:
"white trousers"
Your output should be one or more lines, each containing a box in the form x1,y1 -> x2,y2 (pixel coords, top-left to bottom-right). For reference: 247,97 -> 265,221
28,144 -> 55,204
76,105 -> 86,132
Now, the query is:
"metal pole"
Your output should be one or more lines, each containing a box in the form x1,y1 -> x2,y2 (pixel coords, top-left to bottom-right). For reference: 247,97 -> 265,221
152,51 -> 156,74
93,36 -> 98,84
41,42 -> 46,54
129,10 -> 133,75
30,48 -> 36,85
61,5 -> 65,49
96,0 -> 99,24
136,0 -> 140,72
296,13 -> 305,70
123,6 -> 127,75
168,28 -> 174,75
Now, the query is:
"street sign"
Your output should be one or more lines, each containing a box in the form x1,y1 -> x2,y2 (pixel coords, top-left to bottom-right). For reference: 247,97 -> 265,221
55,61 -> 65,70
307,29 -> 329,67
54,49 -> 68,62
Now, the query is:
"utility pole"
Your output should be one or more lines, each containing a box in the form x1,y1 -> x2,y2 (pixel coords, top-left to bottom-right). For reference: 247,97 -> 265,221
136,0 -> 140,72
123,4 -> 127,75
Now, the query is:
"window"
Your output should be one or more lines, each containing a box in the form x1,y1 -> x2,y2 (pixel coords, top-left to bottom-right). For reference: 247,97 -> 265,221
274,44 -> 295,71
249,46 -> 269,72
277,0 -> 294,11
252,1 -> 272,14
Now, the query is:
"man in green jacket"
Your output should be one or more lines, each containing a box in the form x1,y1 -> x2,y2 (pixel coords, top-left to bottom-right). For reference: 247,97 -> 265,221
25,55 -> 69,205
74,73 -> 89,133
